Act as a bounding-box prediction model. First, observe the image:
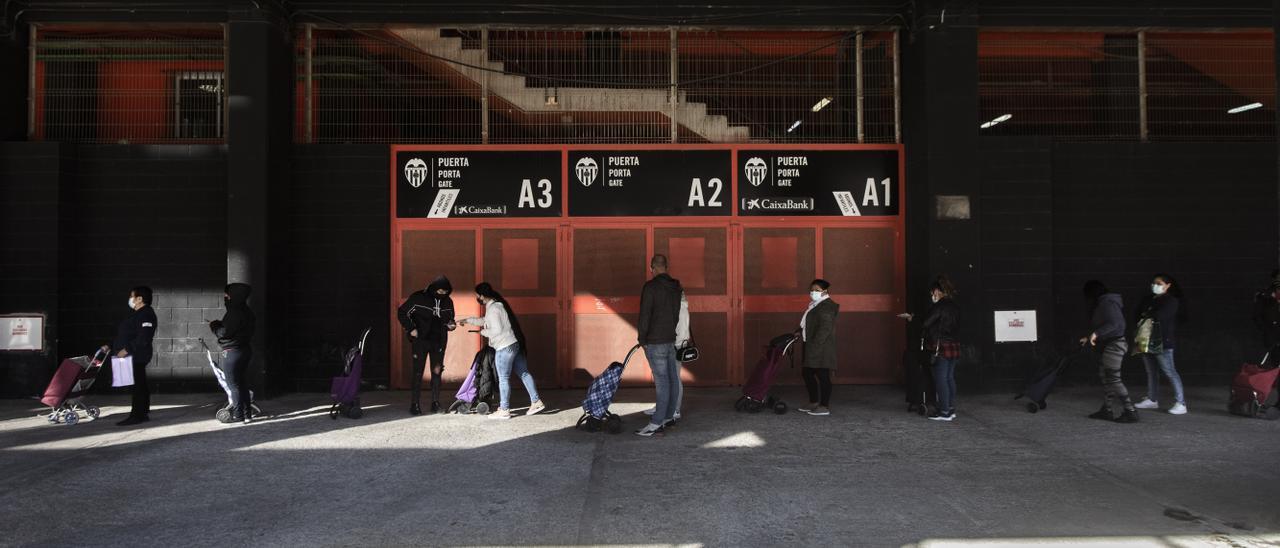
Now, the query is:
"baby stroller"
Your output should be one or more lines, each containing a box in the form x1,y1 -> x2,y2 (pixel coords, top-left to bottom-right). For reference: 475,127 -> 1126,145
735,333 -> 796,414
40,349 -> 107,425
576,344 -> 642,434
329,327 -> 371,420
448,347 -> 498,415
1228,350 -> 1280,419
1015,345 -> 1088,413
198,339 -> 262,422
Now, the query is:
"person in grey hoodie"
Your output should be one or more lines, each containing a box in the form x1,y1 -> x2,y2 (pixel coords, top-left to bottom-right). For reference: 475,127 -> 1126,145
1080,280 -> 1137,423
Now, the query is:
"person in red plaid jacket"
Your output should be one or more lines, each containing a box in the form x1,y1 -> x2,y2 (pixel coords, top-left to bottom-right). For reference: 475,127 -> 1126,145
900,275 -> 962,421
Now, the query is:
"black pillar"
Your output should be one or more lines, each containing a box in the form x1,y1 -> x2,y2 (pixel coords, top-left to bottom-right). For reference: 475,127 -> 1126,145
227,6 -> 293,394
902,5 -> 983,358
0,23 -> 28,140
1275,0 -> 1280,270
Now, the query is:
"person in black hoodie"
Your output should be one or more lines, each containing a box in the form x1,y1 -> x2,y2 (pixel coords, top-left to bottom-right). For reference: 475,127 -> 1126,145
635,255 -> 683,437
397,275 -> 456,415
210,283 -> 255,424
102,286 -> 158,426
1080,280 -> 1137,423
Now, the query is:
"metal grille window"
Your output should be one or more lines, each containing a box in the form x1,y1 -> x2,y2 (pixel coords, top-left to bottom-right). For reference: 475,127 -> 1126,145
30,26 -> 227,143
298,27 -> 900,144
979,31 -> 1274,141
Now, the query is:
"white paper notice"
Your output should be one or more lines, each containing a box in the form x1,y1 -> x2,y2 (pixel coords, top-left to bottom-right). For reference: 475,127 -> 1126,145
832,191 -> 862,216
994,310 -> 1038,343
427,189 -> 460,218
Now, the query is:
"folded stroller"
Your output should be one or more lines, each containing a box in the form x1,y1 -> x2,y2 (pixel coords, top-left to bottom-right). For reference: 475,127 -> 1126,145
1015,345 -> 1088,413
448,347 -> 497,415
904,339 -> 936,416
1228,350 -> 1280,419
577,344 -> 642,434
329,327 -> 371,420
735,333 -> 797,414
40,349 -> 107,425
198,339 -> 262,422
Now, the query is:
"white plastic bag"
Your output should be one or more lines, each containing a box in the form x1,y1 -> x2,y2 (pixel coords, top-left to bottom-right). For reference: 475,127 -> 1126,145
111,356 -> 135,387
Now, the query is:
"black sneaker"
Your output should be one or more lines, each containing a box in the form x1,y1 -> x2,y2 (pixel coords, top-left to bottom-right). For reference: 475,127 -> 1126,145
928,410 -> 955,422
1088,406 -> 1114,421
409,403 -> 422,416
116,415 -> 149,426
1114,408 -> 1139,423
430,401 -> 441,414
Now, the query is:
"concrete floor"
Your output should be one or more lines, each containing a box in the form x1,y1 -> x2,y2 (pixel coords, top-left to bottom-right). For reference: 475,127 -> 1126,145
1,385 -> 1278,548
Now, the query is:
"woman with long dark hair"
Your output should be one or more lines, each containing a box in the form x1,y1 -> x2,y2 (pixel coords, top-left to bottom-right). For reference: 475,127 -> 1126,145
1132,273 -> 1188,415
459,282 -> 545,420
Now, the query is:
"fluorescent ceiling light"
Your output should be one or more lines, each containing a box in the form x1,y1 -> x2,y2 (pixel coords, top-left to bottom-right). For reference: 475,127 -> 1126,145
981,113 -> 1013,129
811,97 -> 832,112
1228,102 -> 1263,114
787,120 -> 802,133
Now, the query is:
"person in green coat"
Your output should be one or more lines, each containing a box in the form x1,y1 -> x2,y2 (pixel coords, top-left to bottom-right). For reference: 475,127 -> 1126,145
798,279 -> 839,416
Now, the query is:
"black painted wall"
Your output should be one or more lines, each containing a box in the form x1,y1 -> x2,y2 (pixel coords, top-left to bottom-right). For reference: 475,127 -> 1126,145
287,145 -> 390,391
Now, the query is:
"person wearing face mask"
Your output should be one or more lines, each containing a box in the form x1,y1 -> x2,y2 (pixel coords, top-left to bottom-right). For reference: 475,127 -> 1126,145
797,279 -> 839,416
900,275 -> 961,421
1080,280 -> 1138,423
209,283 -> 255,424
458,283 -> 545,420
397,275 -> 456,415
102,286 -> 158,426
1132,273 -> 1188,415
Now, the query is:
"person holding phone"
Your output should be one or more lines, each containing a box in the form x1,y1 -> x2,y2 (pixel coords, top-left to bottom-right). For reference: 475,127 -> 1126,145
397,275 -> 456,415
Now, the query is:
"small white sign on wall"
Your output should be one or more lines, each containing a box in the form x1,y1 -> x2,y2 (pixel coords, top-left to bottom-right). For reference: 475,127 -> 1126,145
1,315 -> 44,351
994,310 -> 1037,343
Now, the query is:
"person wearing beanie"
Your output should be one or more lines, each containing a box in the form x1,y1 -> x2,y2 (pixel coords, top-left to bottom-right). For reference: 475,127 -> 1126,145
397,275 -> 456,415
210,283 -> 255,424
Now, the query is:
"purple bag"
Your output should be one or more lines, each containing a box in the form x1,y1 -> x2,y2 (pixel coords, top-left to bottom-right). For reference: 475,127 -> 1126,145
330,350 -> 363,406
455,361 -> 479,403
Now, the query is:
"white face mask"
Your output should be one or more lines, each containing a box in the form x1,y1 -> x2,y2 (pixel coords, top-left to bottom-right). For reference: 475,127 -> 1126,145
809,291 -> 825,302
931,294 -> 940,304
127,297 -> 136,309
1151,284 -> 1167,296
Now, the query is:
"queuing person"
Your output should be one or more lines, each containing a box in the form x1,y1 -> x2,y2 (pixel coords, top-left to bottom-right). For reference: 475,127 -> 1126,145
397,275 -> 456,415
634,254 -> 683,437
1252,272 -> 1280,366
1080,280 -> 1137,423
644,290 -> 690,422
1132,273 -> 1188,415
797,279 -> 839,416
209,283 -> 255,424
901,276 -> 961,422
103,286 -> 157,426
459,283 -> 545,420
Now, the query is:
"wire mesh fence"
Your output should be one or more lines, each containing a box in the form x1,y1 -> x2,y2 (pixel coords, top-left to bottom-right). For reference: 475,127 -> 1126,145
979,30 -> 1275,141
299,27 -> 899,144
32,25 -> 226,143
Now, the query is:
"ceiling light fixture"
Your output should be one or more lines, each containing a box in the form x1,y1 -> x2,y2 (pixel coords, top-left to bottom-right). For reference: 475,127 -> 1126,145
980,113 -> 1013,129
787,120 -> 802,133
811,97 -> 832,112
1228,102 -> 1263,114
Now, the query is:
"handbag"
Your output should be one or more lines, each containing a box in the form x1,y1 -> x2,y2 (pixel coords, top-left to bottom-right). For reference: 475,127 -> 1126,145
111,355 -> 135,387
677,338 -> 700,363
1130,317 -> 1164,356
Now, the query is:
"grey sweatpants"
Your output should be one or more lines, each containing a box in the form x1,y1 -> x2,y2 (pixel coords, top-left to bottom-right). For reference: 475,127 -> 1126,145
1098,340 -> 1133,410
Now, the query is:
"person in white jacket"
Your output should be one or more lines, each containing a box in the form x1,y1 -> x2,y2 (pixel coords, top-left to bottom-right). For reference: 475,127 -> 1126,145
644,291 -> 689,421
459,283 -> 545,420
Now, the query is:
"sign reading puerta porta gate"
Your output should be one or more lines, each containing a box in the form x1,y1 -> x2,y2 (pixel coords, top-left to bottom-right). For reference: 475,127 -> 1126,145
394,147 -> 900,218
396,150 -> 561,218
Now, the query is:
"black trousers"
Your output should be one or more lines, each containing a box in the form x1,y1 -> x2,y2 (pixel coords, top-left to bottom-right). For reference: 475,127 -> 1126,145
222,347 -> 253,415
411,341 -> 444,406
801,367 -> 833,407
130,358 -> 151,417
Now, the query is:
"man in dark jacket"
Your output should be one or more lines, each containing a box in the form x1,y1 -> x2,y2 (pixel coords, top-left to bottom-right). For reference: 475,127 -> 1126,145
1081,280 -> 1137,423
635,255 -> 682,437
397,275 -> 456,415
105,286 -> 158,426
210,283 -> 255,424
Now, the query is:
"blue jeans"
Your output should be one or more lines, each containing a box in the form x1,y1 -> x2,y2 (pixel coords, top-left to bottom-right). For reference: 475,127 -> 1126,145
932,357 -> 957,414
644,343 -> 680,426
1143,349 -> 1184,405
494,343 -> 539,411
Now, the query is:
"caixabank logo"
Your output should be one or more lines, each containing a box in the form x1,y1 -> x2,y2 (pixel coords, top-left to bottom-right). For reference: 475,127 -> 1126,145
741,197 -> 815,212
455,205 -> 509,216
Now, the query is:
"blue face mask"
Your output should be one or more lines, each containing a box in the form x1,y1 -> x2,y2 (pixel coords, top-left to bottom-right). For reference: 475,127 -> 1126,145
810,291 -> 824,302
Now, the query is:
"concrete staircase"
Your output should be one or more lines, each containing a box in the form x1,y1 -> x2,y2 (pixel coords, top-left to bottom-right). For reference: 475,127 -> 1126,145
389,28 -> 751,143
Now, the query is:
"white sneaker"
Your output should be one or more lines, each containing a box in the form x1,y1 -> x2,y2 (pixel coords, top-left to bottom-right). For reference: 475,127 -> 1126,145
634,423 -> 663,437
526,400 -> 546,416
1134,398 -> 1159,410
1168,403 -> 1188,415
488,408 -> 512,420
642,407 -> 681,420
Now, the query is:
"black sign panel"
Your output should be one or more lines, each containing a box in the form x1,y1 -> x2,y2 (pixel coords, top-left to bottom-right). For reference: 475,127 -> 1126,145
737,149 -> 899,216
567,149 -> 732,217
395,150 -> 561,218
